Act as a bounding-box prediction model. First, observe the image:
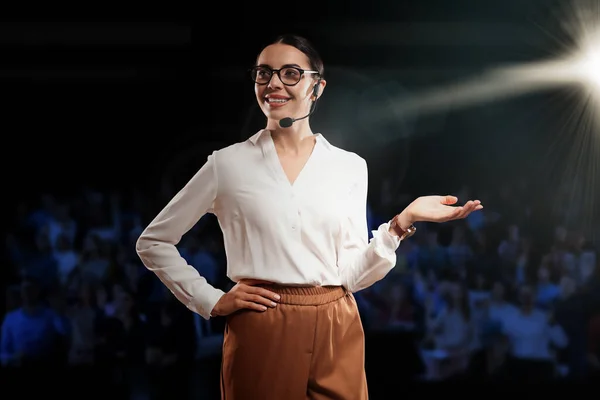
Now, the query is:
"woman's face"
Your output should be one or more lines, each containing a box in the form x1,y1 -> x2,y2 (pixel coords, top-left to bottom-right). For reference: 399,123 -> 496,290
254,43 -> 324,125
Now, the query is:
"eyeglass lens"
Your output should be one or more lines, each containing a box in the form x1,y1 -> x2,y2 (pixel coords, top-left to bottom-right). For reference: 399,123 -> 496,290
251,67 -> 302,85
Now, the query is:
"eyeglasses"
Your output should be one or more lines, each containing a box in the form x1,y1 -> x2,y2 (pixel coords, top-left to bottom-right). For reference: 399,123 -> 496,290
250,66 -> 319,86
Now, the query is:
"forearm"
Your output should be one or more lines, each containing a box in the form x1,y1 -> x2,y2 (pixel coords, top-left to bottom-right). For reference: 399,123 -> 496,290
338,159 -> 414,292
137,238 -> 225,319
339,222 -> 401,292
341,209 -> 415,291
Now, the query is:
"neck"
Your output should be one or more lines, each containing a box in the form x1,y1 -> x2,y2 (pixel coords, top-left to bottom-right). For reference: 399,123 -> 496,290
267,119 -> 314,154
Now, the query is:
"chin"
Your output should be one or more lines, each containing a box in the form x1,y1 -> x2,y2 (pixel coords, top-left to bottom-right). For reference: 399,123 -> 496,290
263,109 -> 287,120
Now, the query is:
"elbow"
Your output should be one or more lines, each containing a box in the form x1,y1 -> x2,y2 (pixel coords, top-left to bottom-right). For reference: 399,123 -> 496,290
340,272 -> 361,293
135,229 -> 156,266
344,282 -> 358,294
342,269 -> 388,294
135,232 -> 149,256
135,223 -> 161,255
135,225 -> 181,272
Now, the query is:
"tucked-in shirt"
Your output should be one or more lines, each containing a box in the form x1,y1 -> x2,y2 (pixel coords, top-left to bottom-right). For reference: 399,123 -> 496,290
136,130 -> 402,319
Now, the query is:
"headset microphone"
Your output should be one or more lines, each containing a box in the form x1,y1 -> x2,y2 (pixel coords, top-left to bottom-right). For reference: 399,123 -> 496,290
278,117 -> 295,128
279,81 -> 321,128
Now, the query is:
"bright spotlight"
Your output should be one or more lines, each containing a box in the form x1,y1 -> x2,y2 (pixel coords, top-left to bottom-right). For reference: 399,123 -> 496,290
561,1 -> 600,92
575,42 -> 600,88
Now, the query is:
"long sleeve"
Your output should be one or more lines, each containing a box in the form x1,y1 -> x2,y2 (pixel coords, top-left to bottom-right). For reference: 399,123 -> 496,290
337,158 -> 401,293
136,153 -> 225,319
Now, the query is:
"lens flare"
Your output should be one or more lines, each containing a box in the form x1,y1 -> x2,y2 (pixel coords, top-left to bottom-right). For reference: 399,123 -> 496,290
575,41 -> 600,89
381,0 -> 600,238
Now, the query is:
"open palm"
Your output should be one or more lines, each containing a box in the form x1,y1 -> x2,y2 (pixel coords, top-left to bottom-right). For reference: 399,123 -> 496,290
405,195 -> 482,223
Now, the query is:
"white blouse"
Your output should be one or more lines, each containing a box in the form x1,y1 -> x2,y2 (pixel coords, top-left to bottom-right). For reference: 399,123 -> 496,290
136,130 -> 402,319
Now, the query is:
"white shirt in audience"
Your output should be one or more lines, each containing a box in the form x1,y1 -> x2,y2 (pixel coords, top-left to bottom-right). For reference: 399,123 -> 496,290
431,307 -> 472,350
488,301 -> 518,328
502,308 -> 568,360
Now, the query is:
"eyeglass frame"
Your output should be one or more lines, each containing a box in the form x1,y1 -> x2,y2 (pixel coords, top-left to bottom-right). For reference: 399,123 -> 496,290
249,65 -> 320,86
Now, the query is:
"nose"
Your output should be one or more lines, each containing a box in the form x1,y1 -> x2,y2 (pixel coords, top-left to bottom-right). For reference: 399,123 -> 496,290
267,72 -> 284,90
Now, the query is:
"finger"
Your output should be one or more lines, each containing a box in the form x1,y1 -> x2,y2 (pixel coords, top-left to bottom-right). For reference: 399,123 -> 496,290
238,300 -> 268,312
246,285 -> 281,301
240,278 -> 273,286
241,292 -> 278,308
443,206 -> 463,221
461,200 -> 476,213
465,201 -> 482,214
440,195 -> 458,205
451,205 -> 469,220
456,202 -> 482,219
467,200 -> 483,211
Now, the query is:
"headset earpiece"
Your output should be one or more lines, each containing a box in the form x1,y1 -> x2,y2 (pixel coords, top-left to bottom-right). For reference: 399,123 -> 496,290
312,78 -> 321,99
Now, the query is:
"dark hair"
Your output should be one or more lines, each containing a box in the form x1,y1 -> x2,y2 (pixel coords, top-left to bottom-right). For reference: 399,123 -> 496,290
265,34 -> 325,78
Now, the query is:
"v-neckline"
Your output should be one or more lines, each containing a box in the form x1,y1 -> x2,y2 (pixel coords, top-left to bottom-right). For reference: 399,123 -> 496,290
267,133 -> 319,188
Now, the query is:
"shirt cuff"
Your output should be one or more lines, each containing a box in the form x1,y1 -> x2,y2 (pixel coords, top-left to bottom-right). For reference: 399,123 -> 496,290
188,285 -> 226,320
371,222 -> 402,254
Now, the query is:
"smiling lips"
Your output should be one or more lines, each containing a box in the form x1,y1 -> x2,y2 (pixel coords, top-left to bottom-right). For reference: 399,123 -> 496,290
265,95 -> 291,108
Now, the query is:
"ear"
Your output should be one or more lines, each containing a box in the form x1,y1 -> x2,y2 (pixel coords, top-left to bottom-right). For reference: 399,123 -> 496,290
311,78 -> 327,101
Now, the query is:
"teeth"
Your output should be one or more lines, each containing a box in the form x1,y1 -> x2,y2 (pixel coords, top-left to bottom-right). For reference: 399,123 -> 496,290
267,98 -> 289,103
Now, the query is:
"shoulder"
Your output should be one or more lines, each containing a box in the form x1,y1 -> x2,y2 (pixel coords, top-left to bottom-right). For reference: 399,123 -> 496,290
194,136 -> 260,178
212,141 -> 252,160
211,130 -> 265,162
322,137 -> 368,174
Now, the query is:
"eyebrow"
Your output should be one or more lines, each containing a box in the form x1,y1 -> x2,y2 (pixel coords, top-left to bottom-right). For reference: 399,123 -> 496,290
256,63 -> 304,69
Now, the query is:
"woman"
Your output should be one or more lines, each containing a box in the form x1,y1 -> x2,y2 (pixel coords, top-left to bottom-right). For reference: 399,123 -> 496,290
136,34 -> 482,399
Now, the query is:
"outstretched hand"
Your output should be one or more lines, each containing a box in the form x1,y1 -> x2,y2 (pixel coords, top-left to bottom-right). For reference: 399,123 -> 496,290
399,195 -> 483,226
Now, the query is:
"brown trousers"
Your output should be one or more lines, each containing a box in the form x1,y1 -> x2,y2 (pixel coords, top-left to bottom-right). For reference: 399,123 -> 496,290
220,285 -> 368,400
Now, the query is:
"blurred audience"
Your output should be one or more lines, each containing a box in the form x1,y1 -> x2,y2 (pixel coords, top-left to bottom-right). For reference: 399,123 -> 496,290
2,178 -> 599,398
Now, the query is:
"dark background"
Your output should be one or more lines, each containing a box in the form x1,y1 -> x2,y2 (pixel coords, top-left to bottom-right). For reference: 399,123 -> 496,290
3,0 -> 583,199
